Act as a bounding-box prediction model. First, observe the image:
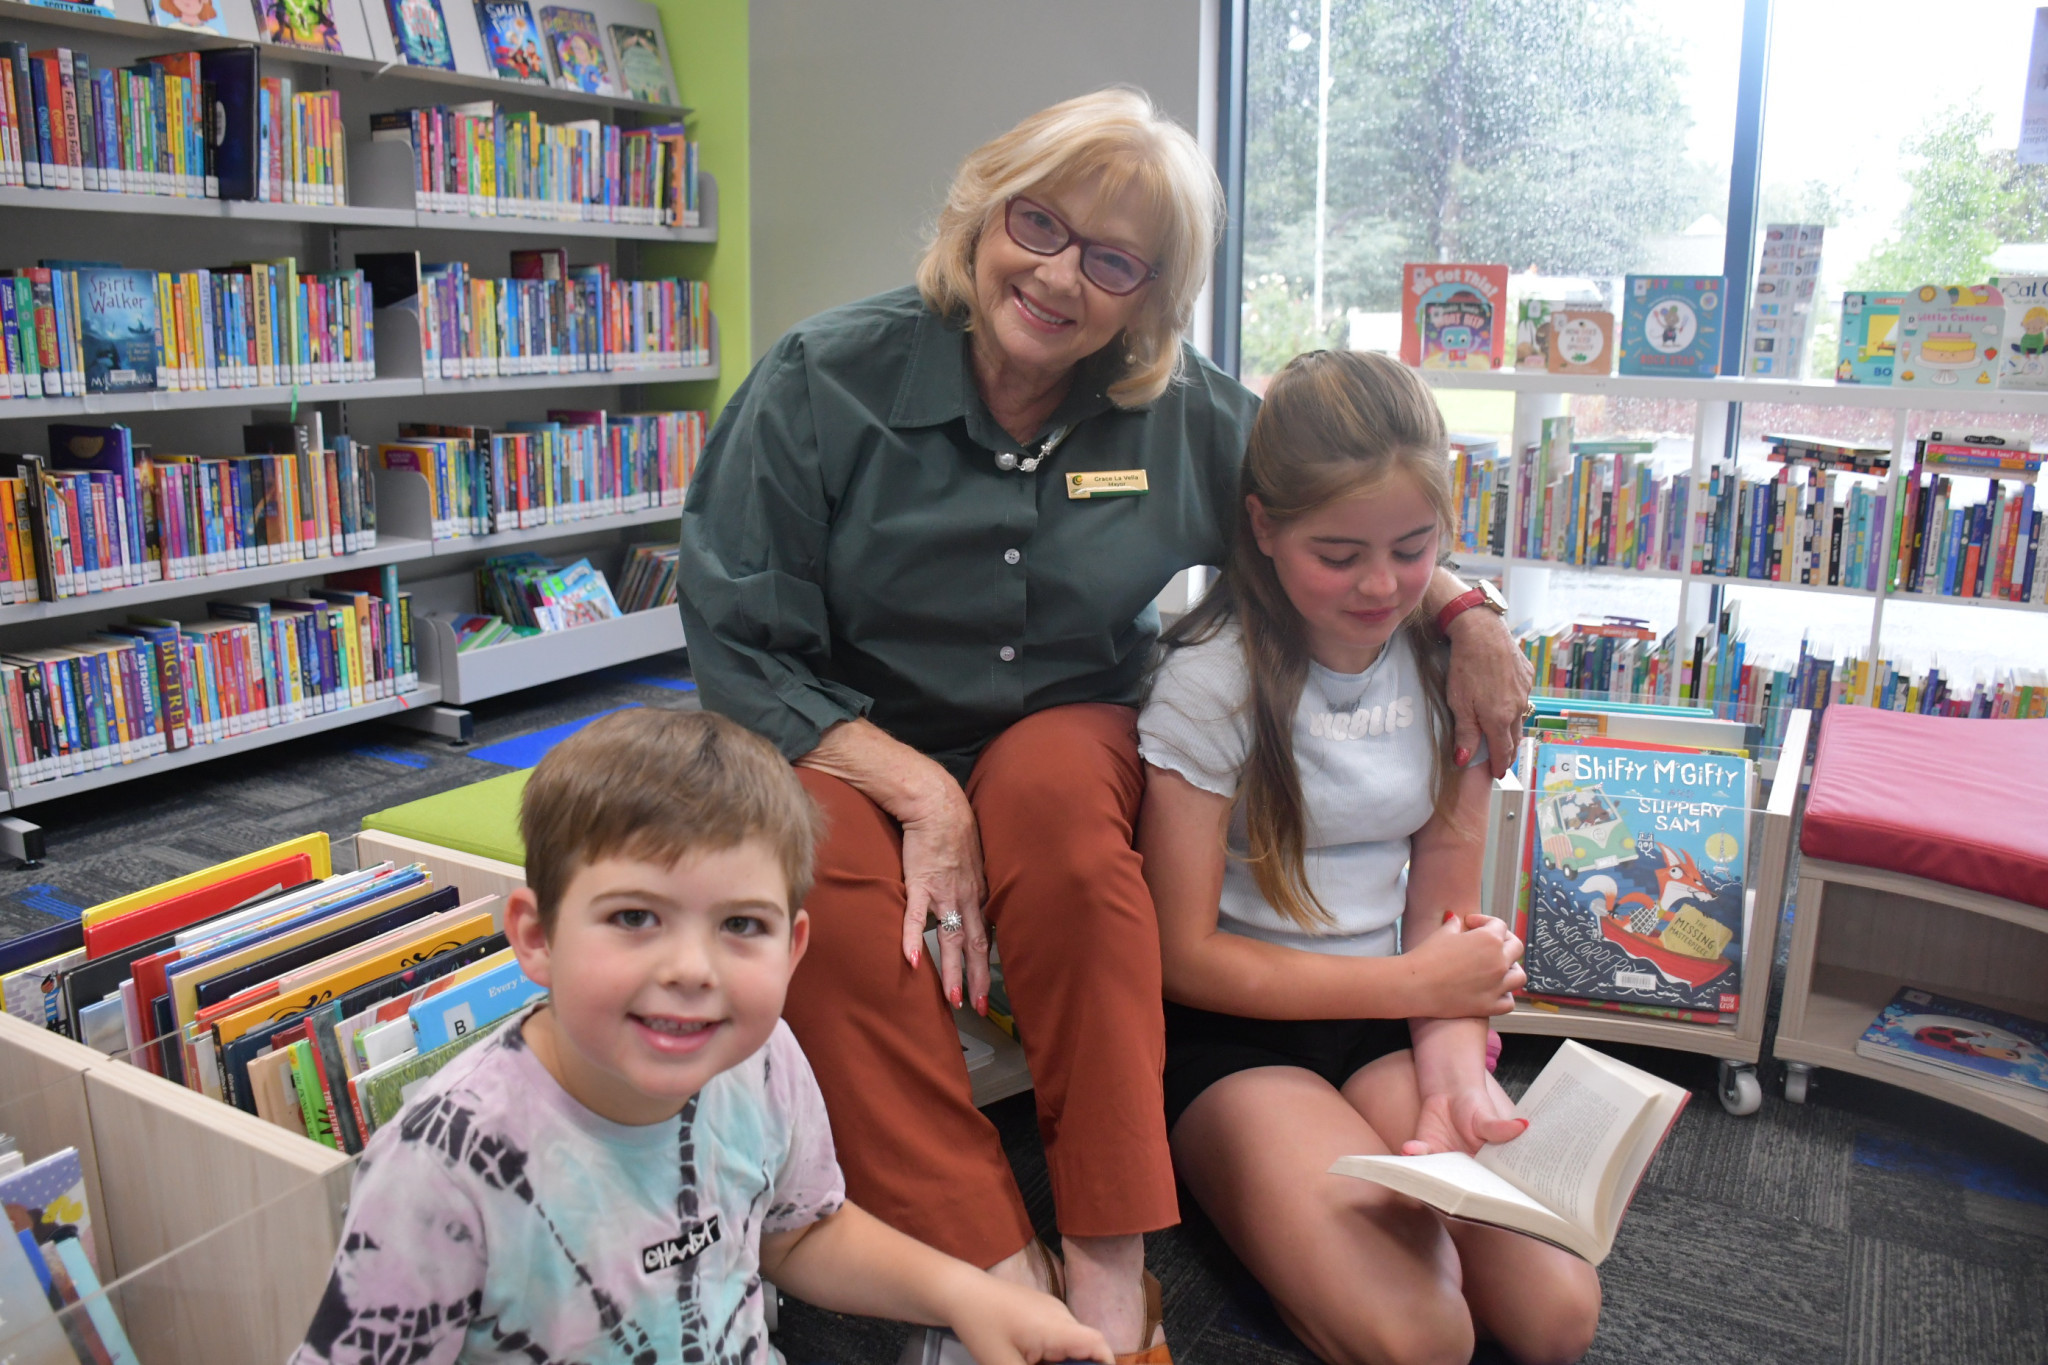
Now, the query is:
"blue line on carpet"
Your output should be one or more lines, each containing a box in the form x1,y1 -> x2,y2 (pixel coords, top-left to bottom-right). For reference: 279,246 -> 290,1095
352,744 -> 431,770
468,704 -> 642,768
1853,1132 -> 2048,1207
19,883 -> 82,921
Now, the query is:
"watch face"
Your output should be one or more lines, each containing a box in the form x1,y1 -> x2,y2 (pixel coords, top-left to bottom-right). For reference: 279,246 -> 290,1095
1478,578 -> 1508,611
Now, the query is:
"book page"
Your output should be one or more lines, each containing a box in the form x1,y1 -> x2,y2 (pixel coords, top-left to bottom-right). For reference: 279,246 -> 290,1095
1476,1042 -> 1651,1233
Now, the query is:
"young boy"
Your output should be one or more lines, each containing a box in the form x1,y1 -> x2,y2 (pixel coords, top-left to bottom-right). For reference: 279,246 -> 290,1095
293,708 -> 1110,1365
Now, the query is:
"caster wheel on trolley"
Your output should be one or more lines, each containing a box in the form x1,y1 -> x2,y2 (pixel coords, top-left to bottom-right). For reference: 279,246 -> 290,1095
1783,1063 -> 1812,1105
1717,1060 -> 1763,1116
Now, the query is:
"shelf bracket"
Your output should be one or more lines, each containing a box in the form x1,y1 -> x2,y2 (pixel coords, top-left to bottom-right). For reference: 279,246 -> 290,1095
0,816 -> 46,870
387,704 -> 474,746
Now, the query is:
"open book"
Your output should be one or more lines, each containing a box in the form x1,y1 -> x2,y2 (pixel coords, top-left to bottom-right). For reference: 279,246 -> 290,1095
1328,1039 -> 1687,1264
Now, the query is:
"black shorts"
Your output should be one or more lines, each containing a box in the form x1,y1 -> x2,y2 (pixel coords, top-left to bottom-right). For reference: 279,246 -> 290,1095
1163,1001 -> 1412,1131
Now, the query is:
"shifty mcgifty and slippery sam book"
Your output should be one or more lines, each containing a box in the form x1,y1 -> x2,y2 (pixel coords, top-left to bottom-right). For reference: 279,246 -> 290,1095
1518,739 -> 1754,1015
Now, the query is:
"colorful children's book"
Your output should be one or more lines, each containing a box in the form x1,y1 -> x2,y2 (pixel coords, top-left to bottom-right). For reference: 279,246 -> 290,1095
608,23 -> 674,104
1618,275 -> 1724,377
476,0 -> 550,82
1547,309 -> 1614,375
408,955 -> 545,1051
1514,297 -> 1557,368
1519,739 -> 1753,1014
1895,284 -> 2004,390
76,268 -> 160,394
1836,291 -> 1906,385
538,6 -> 613,94
149,0 -> 228,33
1993,274 -> 2048,391
1742,223 -> 1823,378
0,1147 -> 98,1275
254,0 -> 344,52
1855,986 -> 2048,1102
360,1009 -> 516,1131
384,0 -> 456,69
1399,263 -> 1508,371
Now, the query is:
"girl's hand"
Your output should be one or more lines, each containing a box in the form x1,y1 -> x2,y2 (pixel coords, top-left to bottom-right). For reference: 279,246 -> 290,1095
1401,1078 -> 1528,1156
1403,912 -> 1525,1018
950,1275 -> 1113,1365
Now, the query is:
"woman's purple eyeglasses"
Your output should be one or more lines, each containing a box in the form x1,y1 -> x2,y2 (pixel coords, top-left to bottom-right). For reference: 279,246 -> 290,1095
1004,198 -> 1160,296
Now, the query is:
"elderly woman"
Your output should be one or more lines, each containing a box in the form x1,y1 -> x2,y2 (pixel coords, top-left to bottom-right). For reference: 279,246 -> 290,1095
676,89 -> 1530,1361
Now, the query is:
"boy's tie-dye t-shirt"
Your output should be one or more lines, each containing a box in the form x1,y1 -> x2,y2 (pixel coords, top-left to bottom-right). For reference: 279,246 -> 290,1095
292,1010 -> 845,1365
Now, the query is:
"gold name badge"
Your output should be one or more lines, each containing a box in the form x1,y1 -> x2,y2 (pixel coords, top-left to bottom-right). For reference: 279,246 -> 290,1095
1066,470 -> 1149,499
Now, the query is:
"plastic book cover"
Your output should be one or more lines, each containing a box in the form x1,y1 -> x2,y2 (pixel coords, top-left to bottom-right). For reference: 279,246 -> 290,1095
1547,309 -> 1613,375
539,6 -> 613,94
150,0 -> 226,33
476,0 -> 550,82
362,1009 -> 515,1131
22,0 -> 115,15
1836,292 -> 1905,385
0,1147 -> 98,1278
384,0 -> 456,69
1895,284 -> 2004,390
1855,986 -> 2048,1097
410,956 -> 544,1051
608,23 -> 674,105
1399,263 -> 1507,370
1993,274 -> 2048,390
253,0 -> 343,53
1520,740 -> 1752,1013
200,47 -> 260,201
1618,275 -> 1724,377
75,269 -> 159,395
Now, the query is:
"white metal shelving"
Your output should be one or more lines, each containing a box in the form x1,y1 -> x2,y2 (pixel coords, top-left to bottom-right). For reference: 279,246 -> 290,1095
1426,369 -> 2048,704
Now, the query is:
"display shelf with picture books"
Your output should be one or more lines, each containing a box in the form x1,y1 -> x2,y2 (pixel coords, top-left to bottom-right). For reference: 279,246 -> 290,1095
422,600 -> 677,704
1477,702 -> 1810,1116
1417,366 -> 2048,736
0,0 -> 691,119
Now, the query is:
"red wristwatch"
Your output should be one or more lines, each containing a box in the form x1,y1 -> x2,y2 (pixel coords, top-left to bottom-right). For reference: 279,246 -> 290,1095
1435,578 -> 1507,640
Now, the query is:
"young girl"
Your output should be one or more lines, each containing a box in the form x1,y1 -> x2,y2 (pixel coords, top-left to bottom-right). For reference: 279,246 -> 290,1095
1136,350 -> 1602,1365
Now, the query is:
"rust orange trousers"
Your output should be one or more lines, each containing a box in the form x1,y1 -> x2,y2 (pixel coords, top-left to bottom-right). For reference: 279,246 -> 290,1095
785,703 -> 1178,1267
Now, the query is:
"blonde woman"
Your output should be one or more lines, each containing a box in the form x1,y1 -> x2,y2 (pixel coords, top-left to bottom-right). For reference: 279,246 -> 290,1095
677,91 -> 1533,1363
1138,350 -> 1600,1365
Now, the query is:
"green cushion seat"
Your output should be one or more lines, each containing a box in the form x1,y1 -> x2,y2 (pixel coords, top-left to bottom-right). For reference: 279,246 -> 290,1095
362,769 -> 531,867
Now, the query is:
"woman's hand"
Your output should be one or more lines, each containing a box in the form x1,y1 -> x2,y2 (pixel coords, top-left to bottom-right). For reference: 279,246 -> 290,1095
1402,912 -> 1525,1018
1401,1075 -> 1527,1156
901,777 -> 990,1012
1443,605 -> 1534,779
798,719 -> 991,1012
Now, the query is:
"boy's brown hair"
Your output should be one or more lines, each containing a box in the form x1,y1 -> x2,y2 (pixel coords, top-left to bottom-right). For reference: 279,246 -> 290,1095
520,708 -> 821,930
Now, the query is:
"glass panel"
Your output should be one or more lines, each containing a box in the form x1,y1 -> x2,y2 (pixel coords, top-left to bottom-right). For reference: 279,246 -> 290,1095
1241,0 -> 1745,390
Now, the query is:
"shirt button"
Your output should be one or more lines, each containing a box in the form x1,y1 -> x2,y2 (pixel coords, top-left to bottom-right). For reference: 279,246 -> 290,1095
1004,548 -> 1021,565
999,646 -> 1017,662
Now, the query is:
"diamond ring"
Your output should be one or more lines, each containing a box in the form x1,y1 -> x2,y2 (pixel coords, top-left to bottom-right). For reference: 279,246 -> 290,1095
937,911 -> 965,935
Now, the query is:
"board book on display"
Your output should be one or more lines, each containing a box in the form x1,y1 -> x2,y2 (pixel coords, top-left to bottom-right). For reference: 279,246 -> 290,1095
1993,274 -> 2048,391
1836,291 -> 1906,385
1517,737 -> 1753,1015
1741,223 -> 1822,378
1399,263 -> 1508,371
1618,275 -> 1723,377
1855,986 -> 2048,1104
1547,309 -> 1613,375
1330,1041 -> 1687,1264
1895,284 -> 2004,390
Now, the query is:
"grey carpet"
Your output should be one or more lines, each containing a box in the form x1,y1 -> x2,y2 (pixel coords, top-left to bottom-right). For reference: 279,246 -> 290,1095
3,661 -> 2043,1365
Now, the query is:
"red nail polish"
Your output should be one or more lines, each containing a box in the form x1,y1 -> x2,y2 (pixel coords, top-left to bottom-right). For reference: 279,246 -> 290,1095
1454,747 -> 1470,766
909,946 -> 920,969
949,986 -> 963,1008
975,994 -> 988,1015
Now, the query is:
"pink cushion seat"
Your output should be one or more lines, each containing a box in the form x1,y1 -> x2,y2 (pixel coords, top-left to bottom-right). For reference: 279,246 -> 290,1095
1800,706 -> 2048,910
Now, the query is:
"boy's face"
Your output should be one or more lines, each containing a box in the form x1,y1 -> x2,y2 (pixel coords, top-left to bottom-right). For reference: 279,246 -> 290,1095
506,839 -> 808,1126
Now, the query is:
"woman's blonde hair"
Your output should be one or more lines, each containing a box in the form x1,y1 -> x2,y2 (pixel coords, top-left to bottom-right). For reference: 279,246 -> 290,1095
916,87 -> 1220,408
1163,350 -> 1460,931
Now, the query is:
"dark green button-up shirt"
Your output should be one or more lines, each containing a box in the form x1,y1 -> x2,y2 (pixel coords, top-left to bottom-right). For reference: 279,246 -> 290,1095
676,286 -> 1261,780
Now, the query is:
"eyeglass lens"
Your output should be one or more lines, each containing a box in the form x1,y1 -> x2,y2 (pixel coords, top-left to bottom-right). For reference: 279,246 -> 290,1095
1006,200 -> 1152,296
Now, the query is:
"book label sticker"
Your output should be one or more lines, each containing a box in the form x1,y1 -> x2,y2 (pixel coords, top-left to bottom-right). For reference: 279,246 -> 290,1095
1067,470 -> 1149,500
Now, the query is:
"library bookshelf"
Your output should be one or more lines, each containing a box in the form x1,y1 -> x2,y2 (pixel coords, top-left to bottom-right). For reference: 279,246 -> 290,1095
1420,369 -> 2048,708
0,0 -> 721,858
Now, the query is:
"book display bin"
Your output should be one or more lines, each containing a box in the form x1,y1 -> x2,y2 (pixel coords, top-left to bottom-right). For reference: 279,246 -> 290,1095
1479,706 -> 1811,1117
0,0 -> 719,861
0,1011 -> 353,1365
1775,861 -> 2048,1140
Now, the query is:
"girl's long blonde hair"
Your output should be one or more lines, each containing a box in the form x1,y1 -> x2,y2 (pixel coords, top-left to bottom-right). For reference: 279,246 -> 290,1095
1163,349 -> 1461,931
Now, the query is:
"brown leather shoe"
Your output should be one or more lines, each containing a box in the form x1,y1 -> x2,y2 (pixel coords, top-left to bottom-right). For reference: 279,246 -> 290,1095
1112,1271 -> 1172,1365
